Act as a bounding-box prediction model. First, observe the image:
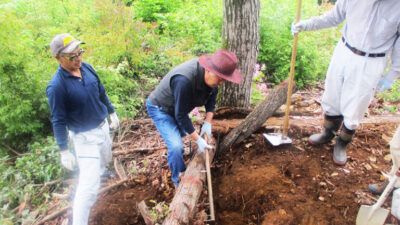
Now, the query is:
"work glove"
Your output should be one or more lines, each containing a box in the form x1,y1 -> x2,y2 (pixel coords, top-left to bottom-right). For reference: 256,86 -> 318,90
376,77 -> 393,93
60,150 -> 76,171
291,20 -> 308,35
200,121 -> 212,140
196,137 -> 212,153
109,112 -> 120,130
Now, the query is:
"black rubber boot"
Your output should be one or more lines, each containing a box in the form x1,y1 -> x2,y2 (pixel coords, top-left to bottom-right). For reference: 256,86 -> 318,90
309,115 -> 343,145
333,125 -> 355,166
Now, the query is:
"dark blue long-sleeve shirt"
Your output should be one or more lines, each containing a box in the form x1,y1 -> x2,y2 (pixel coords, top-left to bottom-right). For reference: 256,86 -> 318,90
170,75 -> 218,134
46,62 -> 114,150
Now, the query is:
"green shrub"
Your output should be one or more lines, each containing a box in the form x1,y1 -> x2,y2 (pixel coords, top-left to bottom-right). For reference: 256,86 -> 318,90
258,0 -> 341,88
0,8 -> 53,151
0,137 -> 64,224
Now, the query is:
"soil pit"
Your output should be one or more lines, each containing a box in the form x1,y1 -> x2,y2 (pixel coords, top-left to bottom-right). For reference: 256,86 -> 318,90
87,119 -> 397,225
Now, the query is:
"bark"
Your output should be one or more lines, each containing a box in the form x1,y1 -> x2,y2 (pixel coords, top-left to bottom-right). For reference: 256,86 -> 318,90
219,78 -> 297,152
162,138 -> 216,225
219,0 -> 260,108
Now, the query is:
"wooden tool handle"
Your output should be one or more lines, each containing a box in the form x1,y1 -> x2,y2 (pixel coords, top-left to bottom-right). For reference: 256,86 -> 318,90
282,0 -> 302,136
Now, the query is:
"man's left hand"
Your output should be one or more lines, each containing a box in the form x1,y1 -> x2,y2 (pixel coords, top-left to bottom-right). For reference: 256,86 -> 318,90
200,121 -> 212,139
110,112 -> 120,130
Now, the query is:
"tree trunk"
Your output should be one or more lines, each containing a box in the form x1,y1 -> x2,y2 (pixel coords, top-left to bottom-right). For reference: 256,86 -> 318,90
219,78 -> 297,152
219,0 -> 260,108
162,138 -> 216,225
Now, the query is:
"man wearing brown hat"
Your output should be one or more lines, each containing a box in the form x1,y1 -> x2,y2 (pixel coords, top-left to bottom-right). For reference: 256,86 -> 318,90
47,33 -> 119,225
147,49 -> 242,186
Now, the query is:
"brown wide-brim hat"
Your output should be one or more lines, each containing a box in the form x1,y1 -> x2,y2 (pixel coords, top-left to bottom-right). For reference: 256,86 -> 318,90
198,49 -> 242,84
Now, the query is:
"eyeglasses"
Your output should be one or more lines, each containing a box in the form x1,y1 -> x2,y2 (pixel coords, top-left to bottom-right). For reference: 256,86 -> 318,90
62,48 -> 84,61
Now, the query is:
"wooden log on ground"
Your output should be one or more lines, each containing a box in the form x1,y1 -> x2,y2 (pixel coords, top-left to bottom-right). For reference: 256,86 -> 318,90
138,200 -> 156,225
219,78 -> 297,152
162,138 -> 216,225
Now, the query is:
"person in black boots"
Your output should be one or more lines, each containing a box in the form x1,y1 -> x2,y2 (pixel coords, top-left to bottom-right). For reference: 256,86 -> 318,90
292,0 -> 400,165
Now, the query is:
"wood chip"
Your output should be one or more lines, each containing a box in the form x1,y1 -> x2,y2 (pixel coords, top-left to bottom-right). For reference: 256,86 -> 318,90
384,154 -> 392,162
369,156 -> 377,163
364,164 -> 372,171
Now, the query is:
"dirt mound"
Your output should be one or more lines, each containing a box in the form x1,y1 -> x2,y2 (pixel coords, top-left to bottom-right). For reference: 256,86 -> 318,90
212,122 -> 396,225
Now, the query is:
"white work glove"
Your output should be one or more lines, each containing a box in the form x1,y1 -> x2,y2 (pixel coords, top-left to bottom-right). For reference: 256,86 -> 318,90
200,121 -> 212,140
291,20 -> 308,35
196,137 -> 212,153
109,112 -> 120,130
376,77 -> 393,93
60,150 -> 76,171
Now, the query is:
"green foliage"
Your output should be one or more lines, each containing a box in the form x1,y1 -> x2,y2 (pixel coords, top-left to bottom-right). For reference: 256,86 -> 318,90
378,79 -> 400,103
132,0 -> 222,54
0,7 -> 53,150
258,0 -> 341,88
133,0 -> 182,23
0,137 -> 64,224
149,200 -> 170,223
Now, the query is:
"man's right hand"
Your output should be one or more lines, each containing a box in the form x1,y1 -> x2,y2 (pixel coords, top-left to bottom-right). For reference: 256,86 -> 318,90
196,137 -> 212,152
60,150 -> 76,171
291,20 -> 308,35
376,77 -> 393,93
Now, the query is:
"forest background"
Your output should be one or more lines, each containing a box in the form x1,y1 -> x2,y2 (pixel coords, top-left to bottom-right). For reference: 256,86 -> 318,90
0,0 -> 399,223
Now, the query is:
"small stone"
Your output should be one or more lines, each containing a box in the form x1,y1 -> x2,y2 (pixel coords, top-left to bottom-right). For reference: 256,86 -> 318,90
319,196 -> 325,201
279,209 -> 287,215
319,182 -> 327,187
331,172 -> 338,177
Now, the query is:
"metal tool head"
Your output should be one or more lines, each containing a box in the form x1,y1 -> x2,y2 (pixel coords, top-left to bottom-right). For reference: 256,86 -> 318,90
263,133 -> 292,146
356,205 -> 389,225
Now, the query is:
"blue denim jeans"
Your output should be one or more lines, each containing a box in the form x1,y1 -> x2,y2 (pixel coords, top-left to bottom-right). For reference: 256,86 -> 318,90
146,99 -> 186,185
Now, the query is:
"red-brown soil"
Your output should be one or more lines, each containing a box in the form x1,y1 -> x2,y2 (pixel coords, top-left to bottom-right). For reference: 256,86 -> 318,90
43,89 -> 400,225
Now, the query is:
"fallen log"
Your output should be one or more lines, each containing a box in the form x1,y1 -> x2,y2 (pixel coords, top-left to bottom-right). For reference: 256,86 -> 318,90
112,146 -> 167,156
219,78 -> 297,152
162,138 -> 216,225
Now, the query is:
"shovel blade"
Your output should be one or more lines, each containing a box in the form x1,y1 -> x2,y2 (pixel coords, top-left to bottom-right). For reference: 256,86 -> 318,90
356,205 -> 389,225
263,133 -> 292,146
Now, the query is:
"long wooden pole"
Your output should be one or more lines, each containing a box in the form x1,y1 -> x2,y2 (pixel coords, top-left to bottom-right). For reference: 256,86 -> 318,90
282,0 -> 302,136
204,134 -> 215,222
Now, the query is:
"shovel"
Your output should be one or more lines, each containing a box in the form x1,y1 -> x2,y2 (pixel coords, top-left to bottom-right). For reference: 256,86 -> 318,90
263,0 -> 302,146
356,168 -> 400,225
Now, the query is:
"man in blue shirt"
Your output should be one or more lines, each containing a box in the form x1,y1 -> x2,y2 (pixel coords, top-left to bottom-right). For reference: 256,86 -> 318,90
47,33 -> 119,225
147,49 -> 242,187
